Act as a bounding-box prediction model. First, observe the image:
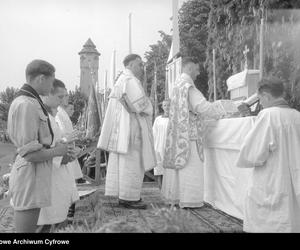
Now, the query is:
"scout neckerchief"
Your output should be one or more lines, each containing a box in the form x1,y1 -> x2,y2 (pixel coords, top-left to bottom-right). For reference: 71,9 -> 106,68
16,83 -> 54,147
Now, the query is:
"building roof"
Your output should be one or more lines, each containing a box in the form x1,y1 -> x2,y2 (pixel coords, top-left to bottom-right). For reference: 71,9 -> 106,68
78,38 -> 101,56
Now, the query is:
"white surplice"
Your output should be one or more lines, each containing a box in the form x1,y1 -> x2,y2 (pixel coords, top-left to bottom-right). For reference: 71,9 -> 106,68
236,106 -> 300,232
55,106 -> 83,179
162,73 -> 223,208
38,114 -> 79,225
98,69 -> 156,201
152,115 -> 169,176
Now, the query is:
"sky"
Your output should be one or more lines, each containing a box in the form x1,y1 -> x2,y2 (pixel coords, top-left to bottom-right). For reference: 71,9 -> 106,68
0,0 -> 185,92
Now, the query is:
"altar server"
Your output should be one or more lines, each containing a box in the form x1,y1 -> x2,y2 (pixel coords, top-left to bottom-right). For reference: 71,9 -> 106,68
97,54 -> 156,209
236,77 -> 300,232
152,99 -> 170,189
38,79 -> 79,231
162,57 -> 224,208
56,88 -> 83,181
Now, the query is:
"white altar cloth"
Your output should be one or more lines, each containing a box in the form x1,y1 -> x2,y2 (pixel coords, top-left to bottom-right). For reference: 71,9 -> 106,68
203,116 -> 256,220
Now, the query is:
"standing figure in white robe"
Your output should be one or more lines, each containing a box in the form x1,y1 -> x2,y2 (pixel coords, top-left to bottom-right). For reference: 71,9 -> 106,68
236,77 -> 300,233
98,54 -> 156,209
37,79 -> 79,231
55,84 -> 83,221
162,57 -> 224,208
56,91 -> 83,181
152,100 -> 170,189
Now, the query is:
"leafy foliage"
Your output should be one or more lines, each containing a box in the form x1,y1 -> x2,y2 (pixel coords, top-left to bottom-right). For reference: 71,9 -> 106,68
144,31 -> 172,112
178,0 -> 211,98
205,0 -> 300,105
68,86 -> 87,125
0,87 -> 19,123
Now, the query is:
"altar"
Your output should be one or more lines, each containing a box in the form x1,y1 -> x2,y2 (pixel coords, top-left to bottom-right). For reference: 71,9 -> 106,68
203,116 -> 256,220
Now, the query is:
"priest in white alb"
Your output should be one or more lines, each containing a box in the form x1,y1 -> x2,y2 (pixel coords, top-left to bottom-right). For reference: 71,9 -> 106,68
236,77 -> 300,232
162,57 -> 224,208
97,54 -> 156,209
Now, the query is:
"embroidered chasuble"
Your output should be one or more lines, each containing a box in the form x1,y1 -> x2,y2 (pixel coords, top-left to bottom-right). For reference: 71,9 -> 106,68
163,74 -> 222,170
161,73 -> 224,208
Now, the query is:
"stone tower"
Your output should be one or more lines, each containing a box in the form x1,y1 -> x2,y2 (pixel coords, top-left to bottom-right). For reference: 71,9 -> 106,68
79,38 -> 101,99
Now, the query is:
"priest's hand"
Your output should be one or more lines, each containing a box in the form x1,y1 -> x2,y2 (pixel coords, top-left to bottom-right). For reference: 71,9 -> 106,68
237,103 -> 251,117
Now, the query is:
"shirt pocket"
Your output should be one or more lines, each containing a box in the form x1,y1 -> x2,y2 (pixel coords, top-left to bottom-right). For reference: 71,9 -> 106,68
38,111 -> 52,146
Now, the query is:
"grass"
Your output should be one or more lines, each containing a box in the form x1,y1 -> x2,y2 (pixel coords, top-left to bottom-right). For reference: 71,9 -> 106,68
56,194 -> 199,233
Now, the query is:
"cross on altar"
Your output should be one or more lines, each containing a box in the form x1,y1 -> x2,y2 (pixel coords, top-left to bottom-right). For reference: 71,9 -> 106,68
243,45 -> 249,70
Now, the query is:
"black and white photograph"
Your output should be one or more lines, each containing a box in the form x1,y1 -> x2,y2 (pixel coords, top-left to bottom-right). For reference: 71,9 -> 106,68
1,0 -> 300,235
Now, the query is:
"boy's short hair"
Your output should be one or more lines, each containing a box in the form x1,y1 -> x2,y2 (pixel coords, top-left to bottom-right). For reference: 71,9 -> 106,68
51,79 -> 66,94
26,59 -> 55,81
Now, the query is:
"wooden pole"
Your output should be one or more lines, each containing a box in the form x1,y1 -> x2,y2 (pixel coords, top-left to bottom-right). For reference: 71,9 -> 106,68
104,70 -> 108,111
129,13 -> 132,54
213,49 -> 217,101
259,18 -> 264,80
172,0 -> 180,57
154,61 -> 158,118
165,68 -> 169,99
111,50 -> 116,86
143,65 -> 147,94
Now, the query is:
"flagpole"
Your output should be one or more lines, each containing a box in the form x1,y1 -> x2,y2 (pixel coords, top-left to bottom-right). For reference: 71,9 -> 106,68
143,65 -> 147,94
165,68 -> 169,99
172,0 -> 179,56
259,17 -> 264,80
104,70 -> 108,111
154,61 -> 158,118
110,49 -> 116,88
129,13 -> 132,54
213,49 -> 217,101
166,0 -> 180,100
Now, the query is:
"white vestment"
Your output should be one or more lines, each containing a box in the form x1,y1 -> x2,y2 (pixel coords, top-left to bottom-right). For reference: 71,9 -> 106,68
152,115 -> 169,176
38,114 -> 79,225
56,106 -> 83,179
162,73 -> 223,208
236,106 -> 300,233
98,69 -> 156,201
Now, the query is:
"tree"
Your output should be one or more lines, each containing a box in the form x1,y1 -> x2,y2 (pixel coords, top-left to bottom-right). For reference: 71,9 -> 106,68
178,0 -> 211,98
0,87 -> 19,123
144,31 -> 172,110
205,0 -> 300,101
143,0 -> 300,110
68,86 -> 87,125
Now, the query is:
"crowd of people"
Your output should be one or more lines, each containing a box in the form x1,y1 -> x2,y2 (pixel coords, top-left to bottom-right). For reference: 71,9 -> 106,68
6,54 -> 300,233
